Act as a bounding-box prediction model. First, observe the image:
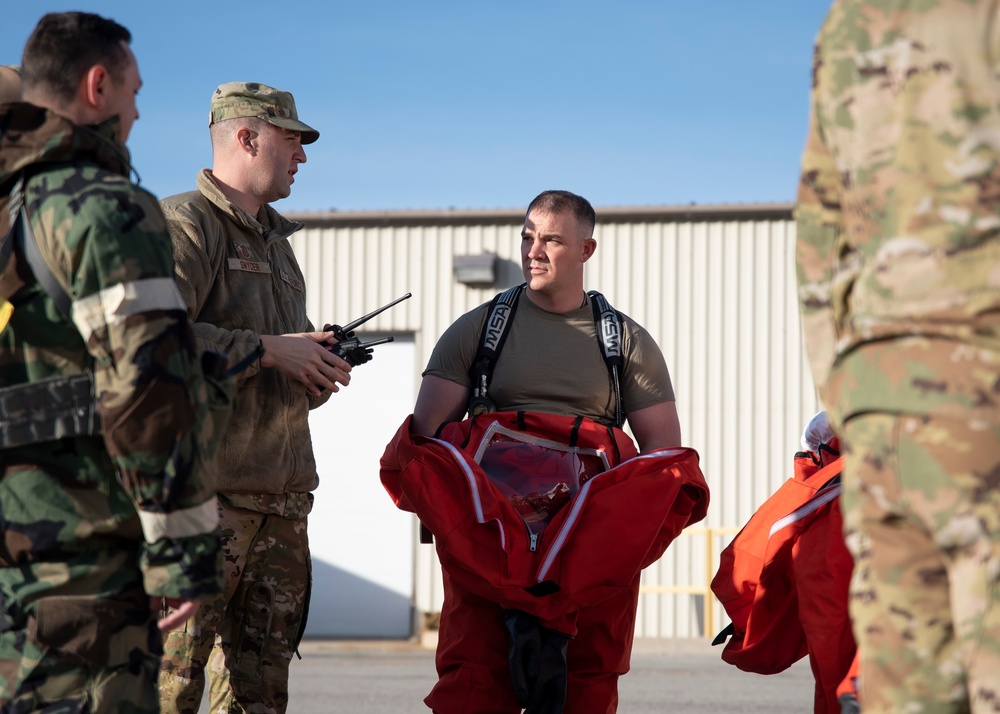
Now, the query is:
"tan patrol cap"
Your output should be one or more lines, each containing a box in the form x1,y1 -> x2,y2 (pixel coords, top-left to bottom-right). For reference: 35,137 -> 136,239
0,66 -> 22,104
209,81 -> 319,145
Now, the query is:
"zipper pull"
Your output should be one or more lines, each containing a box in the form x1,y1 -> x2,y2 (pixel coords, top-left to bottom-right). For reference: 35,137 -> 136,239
529,532 -> 539,552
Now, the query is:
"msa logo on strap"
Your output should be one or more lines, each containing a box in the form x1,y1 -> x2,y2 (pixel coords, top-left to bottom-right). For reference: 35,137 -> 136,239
482,286 -> 520,354
483,303 -> 511,352
592,293 -> 622,362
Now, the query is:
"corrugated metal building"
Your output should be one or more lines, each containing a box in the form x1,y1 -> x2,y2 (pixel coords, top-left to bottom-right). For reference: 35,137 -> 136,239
287,201 -> 821,640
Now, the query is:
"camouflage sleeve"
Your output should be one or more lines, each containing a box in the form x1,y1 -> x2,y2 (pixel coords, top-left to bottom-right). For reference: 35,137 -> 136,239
795,42 -> 843,404
45,177 -> 223,600
165,213 -> 264,381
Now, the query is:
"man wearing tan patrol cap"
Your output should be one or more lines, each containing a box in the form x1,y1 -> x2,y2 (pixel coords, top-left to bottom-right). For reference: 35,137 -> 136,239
158,82 -> 351,714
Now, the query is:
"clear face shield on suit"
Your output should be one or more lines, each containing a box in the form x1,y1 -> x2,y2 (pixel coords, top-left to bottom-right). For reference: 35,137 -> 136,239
473,422 -> 611,539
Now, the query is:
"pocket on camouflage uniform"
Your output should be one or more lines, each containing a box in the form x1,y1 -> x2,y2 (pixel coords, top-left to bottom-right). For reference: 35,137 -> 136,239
232,580 -> 275,681
29,595 -> 156,666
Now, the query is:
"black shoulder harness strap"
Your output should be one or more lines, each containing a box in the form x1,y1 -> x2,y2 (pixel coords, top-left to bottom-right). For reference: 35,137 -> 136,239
588,289 -> 625,429
467,283 -> 524,416
467,284 -> 627,428
2,174 -> 73,321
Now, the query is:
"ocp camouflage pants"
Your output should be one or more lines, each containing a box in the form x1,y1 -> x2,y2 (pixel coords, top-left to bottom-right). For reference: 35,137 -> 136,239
158,499 -> 310,714
841,412 -> 1000,714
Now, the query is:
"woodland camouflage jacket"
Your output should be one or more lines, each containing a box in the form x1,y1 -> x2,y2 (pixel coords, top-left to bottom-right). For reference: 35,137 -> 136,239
0,103 -> 224,600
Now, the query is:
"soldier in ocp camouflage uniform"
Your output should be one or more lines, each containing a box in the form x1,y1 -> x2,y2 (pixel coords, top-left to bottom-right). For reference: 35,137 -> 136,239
158,83 -> 352,714
0,12 -> 227,713
796,1 -> 1000,712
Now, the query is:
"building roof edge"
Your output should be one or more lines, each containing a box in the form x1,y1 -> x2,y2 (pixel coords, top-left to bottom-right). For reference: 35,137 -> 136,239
285,202 -> 795,228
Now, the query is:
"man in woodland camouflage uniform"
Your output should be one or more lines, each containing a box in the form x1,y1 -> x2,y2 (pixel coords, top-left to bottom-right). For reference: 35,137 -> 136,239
796,1 -> 1000,711
158,83 -> 352,714
0,12 -> 226,713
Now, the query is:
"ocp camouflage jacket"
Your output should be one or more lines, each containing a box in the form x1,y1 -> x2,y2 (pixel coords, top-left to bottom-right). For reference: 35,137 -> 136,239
796,0 -> 1000,427
0,102 -> 223,601
161,170 -> 329,512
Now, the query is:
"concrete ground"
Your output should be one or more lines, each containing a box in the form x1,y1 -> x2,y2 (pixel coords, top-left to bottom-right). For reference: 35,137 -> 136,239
279,637 -> 815,713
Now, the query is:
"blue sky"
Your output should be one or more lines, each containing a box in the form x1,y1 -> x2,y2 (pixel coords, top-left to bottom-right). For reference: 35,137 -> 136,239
3,2 -> 830,212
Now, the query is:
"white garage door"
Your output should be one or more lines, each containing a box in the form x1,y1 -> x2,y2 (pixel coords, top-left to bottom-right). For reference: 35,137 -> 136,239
303,334 -> 416,638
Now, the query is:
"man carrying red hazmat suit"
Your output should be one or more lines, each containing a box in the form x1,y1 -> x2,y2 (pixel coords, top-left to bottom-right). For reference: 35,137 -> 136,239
381,190 -> 709,714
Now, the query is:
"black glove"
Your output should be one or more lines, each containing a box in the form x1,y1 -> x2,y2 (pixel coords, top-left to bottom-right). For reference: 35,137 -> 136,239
322,322 -> 354,345
339,344 -> 374,366
504,609 -> 570,714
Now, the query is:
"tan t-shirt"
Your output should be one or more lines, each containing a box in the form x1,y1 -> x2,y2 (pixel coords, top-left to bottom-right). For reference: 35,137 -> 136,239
425,291 -> 674,424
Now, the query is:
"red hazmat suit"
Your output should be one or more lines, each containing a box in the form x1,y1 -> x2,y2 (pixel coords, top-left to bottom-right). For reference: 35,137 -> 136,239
711,448 -> 855,714
381,411 -> 709,713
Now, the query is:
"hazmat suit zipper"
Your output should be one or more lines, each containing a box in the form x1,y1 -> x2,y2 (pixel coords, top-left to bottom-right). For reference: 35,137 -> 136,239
535,447 -> 685,583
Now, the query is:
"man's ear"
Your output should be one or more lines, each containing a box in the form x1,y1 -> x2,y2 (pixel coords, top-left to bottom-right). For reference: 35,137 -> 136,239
581,238 -> 597,263
80,64 -> 109,111
236,126 -> 257,155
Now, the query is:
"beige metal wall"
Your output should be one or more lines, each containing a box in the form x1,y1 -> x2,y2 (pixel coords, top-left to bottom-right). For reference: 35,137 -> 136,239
287,203 -> 820,639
